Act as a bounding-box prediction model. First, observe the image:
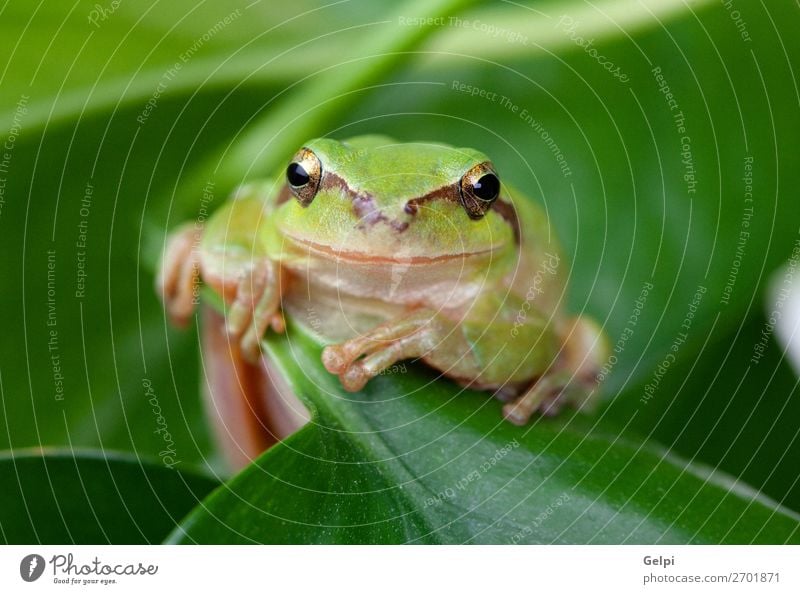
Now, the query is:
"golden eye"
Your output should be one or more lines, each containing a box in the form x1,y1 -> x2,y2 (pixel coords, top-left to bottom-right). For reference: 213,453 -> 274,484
286,148 -> 322,206
459,162 -> 500,219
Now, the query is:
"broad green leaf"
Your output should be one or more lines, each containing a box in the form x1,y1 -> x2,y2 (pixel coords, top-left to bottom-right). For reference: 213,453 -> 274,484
0,450 -> 219,544
169,323 -> 800,544
606,311 -> 800,513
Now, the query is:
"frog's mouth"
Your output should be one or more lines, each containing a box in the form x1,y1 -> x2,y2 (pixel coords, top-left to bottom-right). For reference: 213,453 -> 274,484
286,236 -> 500,264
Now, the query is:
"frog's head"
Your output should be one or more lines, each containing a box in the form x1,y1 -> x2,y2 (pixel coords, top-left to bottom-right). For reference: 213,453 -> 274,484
273,136 -> 517,263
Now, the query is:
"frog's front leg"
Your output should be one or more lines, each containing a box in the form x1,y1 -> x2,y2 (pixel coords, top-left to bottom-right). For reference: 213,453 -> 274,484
502,317 -> 608,425
322,309 -> 442,391
158,193 -> 284,361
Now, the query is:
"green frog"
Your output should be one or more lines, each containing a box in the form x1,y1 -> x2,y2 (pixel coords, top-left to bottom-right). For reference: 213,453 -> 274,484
158,136 -> 607,465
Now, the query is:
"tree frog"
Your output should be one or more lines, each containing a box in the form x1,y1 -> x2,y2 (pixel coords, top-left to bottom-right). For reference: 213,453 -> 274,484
158,136 -> 608,466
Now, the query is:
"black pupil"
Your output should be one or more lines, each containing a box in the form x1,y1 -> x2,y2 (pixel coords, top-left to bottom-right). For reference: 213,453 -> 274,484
473,173 -> 499,201
287,162 -> 310,186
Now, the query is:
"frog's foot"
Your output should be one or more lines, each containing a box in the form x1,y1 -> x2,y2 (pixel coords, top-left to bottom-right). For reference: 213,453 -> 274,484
502,371 -> 578,425
322,309 -> 438,392
225,260 -> 283,363
503,316 -> 608,425
493,385 -> 520,403
156,223 -> 202,327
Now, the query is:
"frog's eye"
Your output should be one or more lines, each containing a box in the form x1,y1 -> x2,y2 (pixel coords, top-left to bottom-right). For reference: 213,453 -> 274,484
286,148 -> 322,206
459,162 -> 500,219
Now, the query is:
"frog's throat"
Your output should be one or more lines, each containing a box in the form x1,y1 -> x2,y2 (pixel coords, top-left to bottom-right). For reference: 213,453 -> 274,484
285,236 -> 501,265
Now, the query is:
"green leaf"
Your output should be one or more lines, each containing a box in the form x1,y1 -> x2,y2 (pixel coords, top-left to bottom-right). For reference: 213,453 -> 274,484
0,1 -> 385,132
426,0 -> 719,60
0,93 -> 244,465
178,0 -> 483,200
169,323 -> 800,544
0,450 -> 219,544
606,311 -> 800,513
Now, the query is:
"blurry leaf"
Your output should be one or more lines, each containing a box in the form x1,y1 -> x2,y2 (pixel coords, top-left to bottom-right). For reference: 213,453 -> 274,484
169,323 -> 800,544
0,92 -> 266,464
2,0 -> 720,140
182,0 -> 482,198
427,0 -> 719,59
0,450 -> 219,544
0,1 -> 387,130
179,0 -> 721,197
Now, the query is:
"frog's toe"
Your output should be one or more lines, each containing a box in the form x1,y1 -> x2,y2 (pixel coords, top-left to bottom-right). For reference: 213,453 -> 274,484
322,345 -> 349,374
323,309 -> 438,375
502,401 -> 532,426
164,285 -> 197,328
157,223 -> 201,327
334,334 -> 427,392
322,337 -> 387,375
225,267 -> 268,337
224,261 -> 282,361
341,364 -> 369,392
237,308 -> 281,363
502,389 -> 564,424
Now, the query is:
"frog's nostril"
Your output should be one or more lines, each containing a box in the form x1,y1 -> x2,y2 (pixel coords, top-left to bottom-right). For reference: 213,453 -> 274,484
404,202 -> 418,216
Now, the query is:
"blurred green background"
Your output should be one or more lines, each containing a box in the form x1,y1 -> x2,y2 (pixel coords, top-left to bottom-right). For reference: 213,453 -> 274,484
1,0 -> 798,543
